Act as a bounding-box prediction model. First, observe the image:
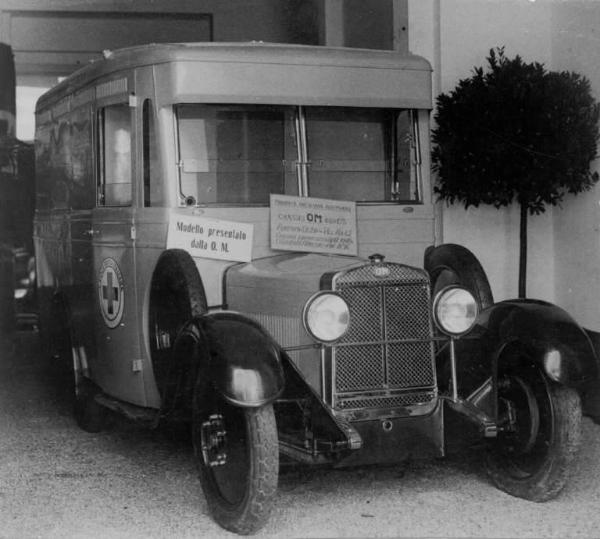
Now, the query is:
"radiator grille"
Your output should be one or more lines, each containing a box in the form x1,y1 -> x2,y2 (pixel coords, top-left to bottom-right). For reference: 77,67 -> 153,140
332,263 -> 436,412
337,391 -> 437,410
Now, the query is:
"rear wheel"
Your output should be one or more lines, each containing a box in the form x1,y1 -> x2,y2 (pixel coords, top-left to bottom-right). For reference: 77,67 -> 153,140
486,363 -> 582,501
193,388 -> 279,535
74,378 -> 108,433
40,294 -> 109,432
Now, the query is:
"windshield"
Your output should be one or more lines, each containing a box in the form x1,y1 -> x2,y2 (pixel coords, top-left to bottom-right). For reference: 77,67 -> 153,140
176,104 -> 421,205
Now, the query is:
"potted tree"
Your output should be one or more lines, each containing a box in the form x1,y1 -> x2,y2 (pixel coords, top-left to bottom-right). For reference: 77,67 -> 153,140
432,48 -> 599,298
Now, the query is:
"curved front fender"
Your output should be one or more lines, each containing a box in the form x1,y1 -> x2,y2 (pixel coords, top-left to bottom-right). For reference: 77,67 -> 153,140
201,312 -> 285,407
478,299 -> 598,386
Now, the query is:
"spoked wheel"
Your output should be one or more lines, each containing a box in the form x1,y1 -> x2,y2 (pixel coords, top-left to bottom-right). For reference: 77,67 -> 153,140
193,389 -> 279,535
486,364 -> 582,501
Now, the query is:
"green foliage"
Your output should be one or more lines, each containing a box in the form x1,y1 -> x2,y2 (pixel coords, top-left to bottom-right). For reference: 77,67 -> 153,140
432,48 -> 600,215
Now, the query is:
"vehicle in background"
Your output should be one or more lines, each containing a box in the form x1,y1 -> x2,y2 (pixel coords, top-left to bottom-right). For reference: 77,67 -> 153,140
34,42 -> 600,535
0,43 -> 36,336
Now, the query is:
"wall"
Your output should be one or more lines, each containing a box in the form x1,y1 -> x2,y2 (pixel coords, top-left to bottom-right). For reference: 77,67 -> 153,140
2,0 -> 294,139
438,0 -> 555,303
551,3 -> 600,330
410,0 -> 567,304
6,0 -> 406,140
0,0 -> 293,76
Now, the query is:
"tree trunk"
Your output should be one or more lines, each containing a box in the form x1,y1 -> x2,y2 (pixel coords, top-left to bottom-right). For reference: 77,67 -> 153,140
518,203 -> 527,298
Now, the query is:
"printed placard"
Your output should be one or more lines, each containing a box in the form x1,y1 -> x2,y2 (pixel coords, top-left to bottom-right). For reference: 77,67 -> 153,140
167,213 -> 254,262
270,194 -> 357,256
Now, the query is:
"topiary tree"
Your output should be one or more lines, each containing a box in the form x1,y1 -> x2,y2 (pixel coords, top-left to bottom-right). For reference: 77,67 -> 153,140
432,48 -> 600,298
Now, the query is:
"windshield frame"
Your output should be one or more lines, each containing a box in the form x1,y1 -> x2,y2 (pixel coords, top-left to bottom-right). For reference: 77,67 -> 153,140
174,103 -> 424,208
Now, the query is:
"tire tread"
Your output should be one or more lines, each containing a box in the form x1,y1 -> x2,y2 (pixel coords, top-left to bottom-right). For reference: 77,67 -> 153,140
200,405 -> 279,535
486,384 -> 581,502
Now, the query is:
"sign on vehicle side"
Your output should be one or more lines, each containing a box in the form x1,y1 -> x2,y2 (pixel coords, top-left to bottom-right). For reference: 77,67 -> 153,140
270,194 -> 357,256
167,212 -> 254,262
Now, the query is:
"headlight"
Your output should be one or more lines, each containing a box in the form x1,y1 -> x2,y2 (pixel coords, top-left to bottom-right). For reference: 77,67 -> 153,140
303,292 -> 350,343
433,286 -> 478,336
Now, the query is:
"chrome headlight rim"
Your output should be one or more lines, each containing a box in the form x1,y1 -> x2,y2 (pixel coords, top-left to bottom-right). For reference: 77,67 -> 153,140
302,291 -> 350,344
432,285 -> 479,337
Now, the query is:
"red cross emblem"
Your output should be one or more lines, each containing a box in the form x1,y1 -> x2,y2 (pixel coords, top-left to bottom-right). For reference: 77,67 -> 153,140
98,258 -> 124,328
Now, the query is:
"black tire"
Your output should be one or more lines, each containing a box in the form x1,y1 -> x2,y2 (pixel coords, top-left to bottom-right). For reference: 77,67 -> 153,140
485,363 -> 582,501
0,245 -> 15,335
74,378 -> 108,433
38,293 -> 76,407
193,386 -> 279,535
424,243 -> 493,310
580,380 -> 600,425
38,292 -> 71,365
149,249 -> 207,403
38,294 -> 108,432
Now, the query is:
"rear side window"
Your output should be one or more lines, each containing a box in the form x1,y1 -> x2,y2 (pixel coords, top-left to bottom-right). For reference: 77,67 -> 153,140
97,104 -> 132,206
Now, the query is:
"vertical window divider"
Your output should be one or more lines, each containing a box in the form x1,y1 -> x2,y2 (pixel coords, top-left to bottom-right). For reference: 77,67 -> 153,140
294,105 -> 309,197
412,110 -> 423,202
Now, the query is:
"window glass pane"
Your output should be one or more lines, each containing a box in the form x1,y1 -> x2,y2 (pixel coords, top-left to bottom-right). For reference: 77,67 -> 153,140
176,104 -> 297,205
70,106 -> 94,209
305,107 -> 419,202
143,99 -> 161,207
100,104 -> 131,206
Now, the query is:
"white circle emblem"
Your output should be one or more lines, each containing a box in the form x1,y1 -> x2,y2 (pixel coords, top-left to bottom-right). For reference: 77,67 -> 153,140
98,258 -> 125,328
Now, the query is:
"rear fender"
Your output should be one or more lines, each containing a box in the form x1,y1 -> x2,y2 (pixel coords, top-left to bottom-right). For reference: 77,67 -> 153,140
480,299 -> 598,386
200,312 -> 285,407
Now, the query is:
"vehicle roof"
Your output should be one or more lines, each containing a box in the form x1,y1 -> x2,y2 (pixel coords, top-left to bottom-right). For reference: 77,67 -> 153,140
37,42 -> 432,112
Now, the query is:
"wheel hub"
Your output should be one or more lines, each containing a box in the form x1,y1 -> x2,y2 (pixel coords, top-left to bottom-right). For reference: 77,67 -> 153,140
201,414 -> 227,467
154,326 -> 171,350
499,375 -> 540,455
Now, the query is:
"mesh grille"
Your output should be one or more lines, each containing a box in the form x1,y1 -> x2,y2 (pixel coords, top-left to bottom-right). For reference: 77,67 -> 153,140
335,344 -> 383,392
387,342 -> 435,387
342,286 -> 382,342
385,285 -> 431,340
332,262 -> 436,411
337,391 -> 436,410
335,263 -> 428,287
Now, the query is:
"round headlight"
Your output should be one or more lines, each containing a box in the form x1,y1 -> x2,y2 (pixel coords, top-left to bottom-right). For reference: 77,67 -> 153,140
303,292 -> 350,343
433,286 -> 479,336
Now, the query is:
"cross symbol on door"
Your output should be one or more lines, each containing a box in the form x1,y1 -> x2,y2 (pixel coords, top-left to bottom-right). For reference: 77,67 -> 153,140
102,270 -> 119,316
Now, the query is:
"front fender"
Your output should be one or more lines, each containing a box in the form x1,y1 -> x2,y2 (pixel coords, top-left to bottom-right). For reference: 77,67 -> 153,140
478,299 -> 598,386
202,312 -> 285,407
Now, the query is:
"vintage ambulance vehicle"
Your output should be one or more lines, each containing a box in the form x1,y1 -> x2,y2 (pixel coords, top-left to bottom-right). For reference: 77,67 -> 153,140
34,42 -> 599,534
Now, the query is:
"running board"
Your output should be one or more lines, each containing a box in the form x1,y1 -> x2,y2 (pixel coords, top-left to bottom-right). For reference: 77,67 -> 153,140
94,392 -> 160,427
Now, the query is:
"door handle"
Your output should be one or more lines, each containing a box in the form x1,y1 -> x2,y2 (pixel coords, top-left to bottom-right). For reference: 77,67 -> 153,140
83,229 -> 100,237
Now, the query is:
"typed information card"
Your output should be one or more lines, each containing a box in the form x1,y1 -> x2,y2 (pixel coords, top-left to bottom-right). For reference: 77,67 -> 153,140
270,194 -> 357,256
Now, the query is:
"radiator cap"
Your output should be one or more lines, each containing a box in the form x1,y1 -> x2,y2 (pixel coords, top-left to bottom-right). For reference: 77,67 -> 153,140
368,253 -> 385,264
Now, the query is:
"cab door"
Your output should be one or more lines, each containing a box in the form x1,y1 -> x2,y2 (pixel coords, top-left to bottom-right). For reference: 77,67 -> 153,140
91,93 -> 146,406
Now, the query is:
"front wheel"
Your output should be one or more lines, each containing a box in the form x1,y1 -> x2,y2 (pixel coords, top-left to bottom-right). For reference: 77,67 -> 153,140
193,392 -> 279,535
485,365 -> 582,501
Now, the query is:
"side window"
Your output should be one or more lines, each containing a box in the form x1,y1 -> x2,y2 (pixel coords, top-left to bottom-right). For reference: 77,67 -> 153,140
70,106 -> 95,210
143,99 -> 161,207
98,104 -> 131,206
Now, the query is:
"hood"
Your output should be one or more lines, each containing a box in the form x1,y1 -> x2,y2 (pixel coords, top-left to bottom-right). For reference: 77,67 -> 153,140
225,253 -> 362,331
